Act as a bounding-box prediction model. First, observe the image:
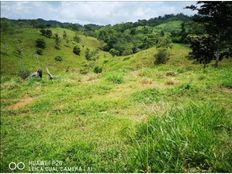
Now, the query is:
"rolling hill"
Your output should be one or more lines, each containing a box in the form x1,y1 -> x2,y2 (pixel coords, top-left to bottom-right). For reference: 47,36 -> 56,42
1,19 -> 232,172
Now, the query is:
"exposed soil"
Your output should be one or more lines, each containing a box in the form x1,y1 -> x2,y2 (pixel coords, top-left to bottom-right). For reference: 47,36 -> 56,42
8,96 -> 35,110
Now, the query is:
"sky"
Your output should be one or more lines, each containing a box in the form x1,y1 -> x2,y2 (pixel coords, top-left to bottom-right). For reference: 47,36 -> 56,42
1,1 -> 197,25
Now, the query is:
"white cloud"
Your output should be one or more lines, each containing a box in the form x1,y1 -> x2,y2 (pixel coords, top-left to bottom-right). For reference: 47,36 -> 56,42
1,1 -> 196,25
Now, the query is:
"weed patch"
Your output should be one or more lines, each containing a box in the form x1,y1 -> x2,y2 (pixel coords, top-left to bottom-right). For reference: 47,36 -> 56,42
105,72 -> 124,84
132,88 -> 160,104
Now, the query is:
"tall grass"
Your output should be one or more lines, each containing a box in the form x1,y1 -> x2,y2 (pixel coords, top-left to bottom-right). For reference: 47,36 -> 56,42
126,102 -> 232,172
104,72 -> 124,84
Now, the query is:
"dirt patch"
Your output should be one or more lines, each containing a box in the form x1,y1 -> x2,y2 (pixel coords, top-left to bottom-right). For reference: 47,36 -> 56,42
165,80 -> 175,85
8,96 -> 35,110
81,73 -> 100,83
141,79 -> 153,85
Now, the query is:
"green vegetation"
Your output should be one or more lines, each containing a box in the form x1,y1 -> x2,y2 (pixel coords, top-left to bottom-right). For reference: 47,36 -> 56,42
1,10 -> 232,172
40,28 -> 52,38
73,45 -> 81,55
93,66 -> 102,74
35,38 -> 46,49
154,48 -> 170,64
105,71 -> 124,84
128,103 -> 232,172
18,70 -> 30,80
187,2 -> 232,67
54,56 -> 63,62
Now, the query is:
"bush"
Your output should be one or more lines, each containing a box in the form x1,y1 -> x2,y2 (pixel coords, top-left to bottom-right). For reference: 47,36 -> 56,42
36,48 -> 43,55
154,48 -> 169,65
55,45 -> 60,50
93,66 -> 102,73
80,68 -> 88,74
73,46 -> 81,55
18,70 -> 30,80
35,39 -> 46,49
85,48 -> 98,61
40,29 -> 52,38
109,48 -> 120,56
54,56 -> 63,62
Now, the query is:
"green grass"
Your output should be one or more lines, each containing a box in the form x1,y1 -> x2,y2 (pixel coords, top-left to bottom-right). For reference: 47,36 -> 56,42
153,20 -> 183,33
1,26 -> 232,172
132,88 -> 160,104
127,102 -> 232,172
104,71 -> 124,84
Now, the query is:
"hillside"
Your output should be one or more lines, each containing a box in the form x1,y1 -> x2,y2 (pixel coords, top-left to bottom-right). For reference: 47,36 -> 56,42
0,27 -> 106,75
1,23 -> 232,173
0,25 -> 186,75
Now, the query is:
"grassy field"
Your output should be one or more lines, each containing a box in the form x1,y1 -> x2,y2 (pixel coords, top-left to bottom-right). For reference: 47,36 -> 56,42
1,27 -> 232,172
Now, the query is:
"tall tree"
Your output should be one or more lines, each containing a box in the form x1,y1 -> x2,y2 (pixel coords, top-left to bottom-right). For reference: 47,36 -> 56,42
187,1 -> 232,67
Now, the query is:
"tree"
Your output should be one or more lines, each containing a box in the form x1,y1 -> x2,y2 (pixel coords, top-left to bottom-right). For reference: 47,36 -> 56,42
156,32 -> 172,49
73,34 -> 80,43
85,48 -> 91,60
63,31 -> 67,39
40,29 -> 52,38
54,33 -> 61,50
188,34 -> 215,68
35,39 -> 46,49
187,1 -> 232,67
73,46 -> 81,55
36,48 -> 43,55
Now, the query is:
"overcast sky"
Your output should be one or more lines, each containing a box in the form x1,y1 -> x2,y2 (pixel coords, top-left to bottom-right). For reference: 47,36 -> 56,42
1,1 -> 196,25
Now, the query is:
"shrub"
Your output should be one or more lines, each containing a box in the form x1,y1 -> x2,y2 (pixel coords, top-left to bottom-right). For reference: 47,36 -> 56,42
18,70 -> 30,80
54,56 -> 63,62
55,45 -> 60,50
80,68 -> 88,74
105,72 -> 123,84
85,48 -> 98,61
35,39 -> 46,49
154,48 -> 169,65
40,29 -> 52,38
122,48 -> 133,56
166,71 -> 176,76
73,46 -> 81,55
165,80 -> 175,85
93,66 -> 102,74
54,33 -> 61,50
36,48 -> 43,55
109,48 -> 120,56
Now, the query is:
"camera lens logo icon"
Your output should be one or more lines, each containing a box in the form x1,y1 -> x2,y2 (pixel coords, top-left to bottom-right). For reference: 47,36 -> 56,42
9,162 -> 25,170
